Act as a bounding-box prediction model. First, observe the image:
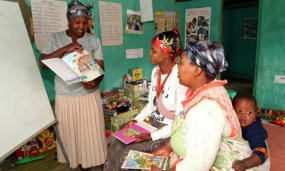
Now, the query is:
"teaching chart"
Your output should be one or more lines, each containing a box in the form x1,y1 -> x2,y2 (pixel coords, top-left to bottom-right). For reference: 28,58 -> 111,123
0,0 -> 56,161
99,1 -> 123,46
31,0 -> 68,51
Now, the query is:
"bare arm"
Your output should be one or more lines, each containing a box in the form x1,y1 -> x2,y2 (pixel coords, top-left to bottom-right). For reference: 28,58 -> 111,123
232,153 -> 262,171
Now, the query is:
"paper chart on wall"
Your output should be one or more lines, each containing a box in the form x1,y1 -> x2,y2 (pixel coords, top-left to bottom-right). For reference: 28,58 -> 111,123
31,0 -> 68,52
139,0 -> 154,22
99,1 -> 123,46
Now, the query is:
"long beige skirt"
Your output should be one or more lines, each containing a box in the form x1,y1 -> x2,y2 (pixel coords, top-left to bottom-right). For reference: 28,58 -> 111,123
55,89 -> 107,169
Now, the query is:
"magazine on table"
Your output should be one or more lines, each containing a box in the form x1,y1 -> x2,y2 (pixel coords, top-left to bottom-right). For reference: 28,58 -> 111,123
42,49 -> 104,85
112,121 -> 158,144
121,150 -> 170,170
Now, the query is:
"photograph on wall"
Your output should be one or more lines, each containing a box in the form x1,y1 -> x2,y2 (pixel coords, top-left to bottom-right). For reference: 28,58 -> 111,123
185,7 -> 211,47
154,10 -> 179,36
126,9 -> 143,34
243,18 -> 258,39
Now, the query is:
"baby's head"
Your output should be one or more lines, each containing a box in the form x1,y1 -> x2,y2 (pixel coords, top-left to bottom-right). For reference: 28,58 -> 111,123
232,92 -> 257,127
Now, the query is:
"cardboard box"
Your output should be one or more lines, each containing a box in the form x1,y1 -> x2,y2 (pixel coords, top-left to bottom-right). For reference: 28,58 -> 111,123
103,109 -> 139,132
130,68 -> 142,81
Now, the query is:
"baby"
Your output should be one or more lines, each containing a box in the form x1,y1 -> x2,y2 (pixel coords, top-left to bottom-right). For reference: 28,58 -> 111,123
232,92 -> 269,171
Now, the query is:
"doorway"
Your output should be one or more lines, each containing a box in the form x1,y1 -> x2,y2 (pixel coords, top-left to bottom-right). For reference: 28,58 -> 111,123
221,0 -> 259,94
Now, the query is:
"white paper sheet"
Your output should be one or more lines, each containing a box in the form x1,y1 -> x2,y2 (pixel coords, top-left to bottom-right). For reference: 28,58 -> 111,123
126,48 -> 143,59
274,75 -> 285,84
99,1 -> 123,46
31,0 -> 68,52
139,0 -> 154,22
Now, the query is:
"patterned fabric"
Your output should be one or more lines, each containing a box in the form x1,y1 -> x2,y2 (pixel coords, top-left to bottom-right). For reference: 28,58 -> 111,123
242,117 -> 269,163
213,137 -> 270,171
67,0 -> 93,20
154,68 -> 176,120
103,118 -> 168,171
152,29 -> 181,62
184,41 -> 228,76
181,80 -> 242,139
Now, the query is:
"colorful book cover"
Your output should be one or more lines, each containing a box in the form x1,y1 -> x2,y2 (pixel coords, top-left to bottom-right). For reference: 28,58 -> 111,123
121,150 -> 169,170
42,49 -> 104,85
130,68 -> 142,81
112,124 -> 151,144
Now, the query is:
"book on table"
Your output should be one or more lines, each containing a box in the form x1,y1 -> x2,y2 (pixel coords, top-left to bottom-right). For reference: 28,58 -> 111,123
121,150 -> 170,170
112,121 -> 158,144
42,49 -> 104,85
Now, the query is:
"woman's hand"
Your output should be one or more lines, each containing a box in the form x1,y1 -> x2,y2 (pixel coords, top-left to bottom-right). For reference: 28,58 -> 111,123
63,43 -> 82,53
124,120 -> 137,128
232,160 -> 246,171
152,142 -> 173,157
133,133 -> 152,143
151,165 -> 162,171
82,80 -> 96,90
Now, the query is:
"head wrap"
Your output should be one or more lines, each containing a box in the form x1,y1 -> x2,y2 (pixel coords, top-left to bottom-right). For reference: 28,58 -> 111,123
152,29 -> 181,62
66,0 -> 93,20
184,41 -> 228,76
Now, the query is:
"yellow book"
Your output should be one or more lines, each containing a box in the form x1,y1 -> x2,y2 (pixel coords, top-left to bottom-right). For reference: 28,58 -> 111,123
130,68 -> 142,81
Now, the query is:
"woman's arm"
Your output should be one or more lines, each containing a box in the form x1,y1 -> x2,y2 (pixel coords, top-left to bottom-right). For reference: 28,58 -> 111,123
39,43 -> 82,70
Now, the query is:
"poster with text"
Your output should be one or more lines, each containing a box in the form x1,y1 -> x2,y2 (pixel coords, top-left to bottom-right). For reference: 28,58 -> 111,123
243,18 -> 257,39
185,7 -> 211,47
154,11 -> 179,36
126,9 -> 143,34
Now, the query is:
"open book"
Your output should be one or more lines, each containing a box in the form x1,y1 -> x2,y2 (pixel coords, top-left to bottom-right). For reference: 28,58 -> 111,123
112,121 -> 158,144
121,150 -> 170,170
42,49 -> 104,85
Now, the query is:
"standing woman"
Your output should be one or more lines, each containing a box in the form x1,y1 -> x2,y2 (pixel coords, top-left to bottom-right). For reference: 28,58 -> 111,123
103,30 -> 187,171
39,0 -> 107,170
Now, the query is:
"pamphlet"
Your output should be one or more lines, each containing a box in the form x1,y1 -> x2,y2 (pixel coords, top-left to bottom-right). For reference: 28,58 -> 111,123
112,122 -> 157,144
121,150 -> 170,170
42,49 -> 104,85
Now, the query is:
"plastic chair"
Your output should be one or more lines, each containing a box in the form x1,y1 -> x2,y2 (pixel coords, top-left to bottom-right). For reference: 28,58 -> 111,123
227,89 -> 236,100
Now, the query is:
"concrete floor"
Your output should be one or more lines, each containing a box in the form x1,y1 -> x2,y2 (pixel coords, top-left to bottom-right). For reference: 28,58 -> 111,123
0,148 -> 102,171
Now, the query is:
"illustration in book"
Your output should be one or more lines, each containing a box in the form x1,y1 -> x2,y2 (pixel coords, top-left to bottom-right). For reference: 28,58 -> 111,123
42,49 -> 104,85
121,150 -> 169,170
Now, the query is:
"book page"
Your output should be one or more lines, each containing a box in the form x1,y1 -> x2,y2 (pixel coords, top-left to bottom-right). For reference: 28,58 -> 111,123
42,58 -> 80,85
136,121 -> 158,133
121,150 -> 167,170
61,50 -> 105,82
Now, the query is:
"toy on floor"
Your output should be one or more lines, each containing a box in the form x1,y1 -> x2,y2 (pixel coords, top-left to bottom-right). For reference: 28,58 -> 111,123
273,117 -> 285,126
38,129 -> 56,152
13,138 -> 45,166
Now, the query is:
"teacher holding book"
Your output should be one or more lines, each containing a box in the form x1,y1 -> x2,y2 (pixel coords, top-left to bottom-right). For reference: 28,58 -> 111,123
39,0 -> 107,170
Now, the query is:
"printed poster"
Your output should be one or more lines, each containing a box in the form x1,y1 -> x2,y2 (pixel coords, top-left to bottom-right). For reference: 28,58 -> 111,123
126,9 -> 143,34
185,7 -> 211,46
243,18 -> 258,39
154,10 -> 179,36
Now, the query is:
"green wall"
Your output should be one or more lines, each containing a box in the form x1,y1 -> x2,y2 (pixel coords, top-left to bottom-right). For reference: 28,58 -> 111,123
26,0 -> 222,105
254,0 -> 285,110
222,6 -> 258,79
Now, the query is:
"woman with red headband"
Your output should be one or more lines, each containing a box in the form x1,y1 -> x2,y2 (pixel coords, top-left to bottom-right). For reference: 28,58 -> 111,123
103,30 -> 187,171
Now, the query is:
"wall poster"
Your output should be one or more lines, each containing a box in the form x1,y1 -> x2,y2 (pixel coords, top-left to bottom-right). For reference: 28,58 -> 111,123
185,7 -> 211,46
243,18 -> 258,39
154,10 -> 179,36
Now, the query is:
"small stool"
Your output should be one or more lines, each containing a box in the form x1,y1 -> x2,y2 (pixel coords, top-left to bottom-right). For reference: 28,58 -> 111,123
227,89 -> 236,100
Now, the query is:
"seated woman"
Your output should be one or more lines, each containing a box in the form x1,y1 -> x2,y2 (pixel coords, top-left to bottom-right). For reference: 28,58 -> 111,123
151,41 -> 269,171
103,30 -> 187,171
